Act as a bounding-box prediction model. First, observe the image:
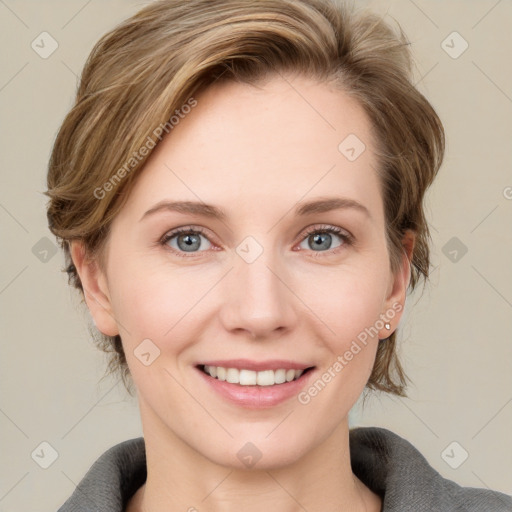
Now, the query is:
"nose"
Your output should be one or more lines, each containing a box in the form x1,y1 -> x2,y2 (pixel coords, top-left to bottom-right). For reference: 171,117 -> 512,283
218,246 -> 298,340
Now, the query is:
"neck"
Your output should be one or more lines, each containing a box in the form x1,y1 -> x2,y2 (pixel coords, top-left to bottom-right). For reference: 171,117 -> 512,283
130,398 -> 381,512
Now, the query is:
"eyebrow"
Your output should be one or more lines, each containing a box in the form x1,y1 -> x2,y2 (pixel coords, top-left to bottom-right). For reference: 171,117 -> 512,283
139,197 -> 371,222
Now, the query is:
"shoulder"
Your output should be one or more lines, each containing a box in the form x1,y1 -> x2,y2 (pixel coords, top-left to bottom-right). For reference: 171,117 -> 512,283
57,437 -> 146,512
349,426 -> 512,512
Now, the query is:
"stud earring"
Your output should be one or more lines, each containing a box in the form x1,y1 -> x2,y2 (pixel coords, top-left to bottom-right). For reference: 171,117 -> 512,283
384,323 -> 391,330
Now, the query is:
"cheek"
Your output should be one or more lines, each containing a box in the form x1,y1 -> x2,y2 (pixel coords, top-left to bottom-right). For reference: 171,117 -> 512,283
293,263 -> 389,395
296,263 -> 389,342
295,271 -> 387,409
105,254 -> 176,339
106,257 -> 217,359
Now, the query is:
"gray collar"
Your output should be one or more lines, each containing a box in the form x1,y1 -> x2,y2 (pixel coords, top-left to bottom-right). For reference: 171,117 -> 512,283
58,426 -> 512,511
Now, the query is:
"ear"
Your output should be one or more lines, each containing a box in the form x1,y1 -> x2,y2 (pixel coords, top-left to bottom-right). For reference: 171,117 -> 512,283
70,241 -> 119,337
378,230 -> 415,338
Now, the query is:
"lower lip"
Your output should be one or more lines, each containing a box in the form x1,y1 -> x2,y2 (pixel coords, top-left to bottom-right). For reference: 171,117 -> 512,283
196,366 -> 316,409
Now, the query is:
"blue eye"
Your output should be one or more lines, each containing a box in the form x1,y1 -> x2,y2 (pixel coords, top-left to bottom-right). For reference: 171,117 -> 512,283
160,224 -> 353,258
297,225 -> 352,255
161,227 -> 212,257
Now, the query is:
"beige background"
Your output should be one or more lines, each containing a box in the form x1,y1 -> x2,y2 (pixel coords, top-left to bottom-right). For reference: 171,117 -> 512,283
1,0 -> 511,510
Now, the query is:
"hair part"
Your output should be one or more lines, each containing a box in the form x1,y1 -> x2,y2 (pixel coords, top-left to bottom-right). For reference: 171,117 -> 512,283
45,0 -> 445,397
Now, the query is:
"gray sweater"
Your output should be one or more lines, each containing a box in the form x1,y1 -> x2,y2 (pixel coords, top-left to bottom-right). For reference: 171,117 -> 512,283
57,427 -> 512,511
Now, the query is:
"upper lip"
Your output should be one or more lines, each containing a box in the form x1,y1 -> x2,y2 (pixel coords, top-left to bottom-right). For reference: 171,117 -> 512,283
197,359 -> 314,371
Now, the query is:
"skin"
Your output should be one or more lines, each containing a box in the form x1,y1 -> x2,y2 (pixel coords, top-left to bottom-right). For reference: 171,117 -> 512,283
72,73 -> 414,512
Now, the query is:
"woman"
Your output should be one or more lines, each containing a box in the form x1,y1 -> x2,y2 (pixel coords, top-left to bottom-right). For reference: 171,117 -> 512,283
46,0 -> 512,510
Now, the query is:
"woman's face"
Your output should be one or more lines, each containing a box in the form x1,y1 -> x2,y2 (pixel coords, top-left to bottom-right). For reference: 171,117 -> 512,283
76,74 -> 409,469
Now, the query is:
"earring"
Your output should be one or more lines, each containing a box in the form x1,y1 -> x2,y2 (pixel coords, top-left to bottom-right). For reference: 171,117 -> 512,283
379,323 -> 392,342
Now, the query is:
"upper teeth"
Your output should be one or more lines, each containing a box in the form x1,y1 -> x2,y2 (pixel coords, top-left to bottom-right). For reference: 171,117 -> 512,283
203,366 -> 305,386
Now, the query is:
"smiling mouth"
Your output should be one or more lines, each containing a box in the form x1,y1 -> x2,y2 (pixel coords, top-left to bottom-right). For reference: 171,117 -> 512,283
197,364 -> 315,386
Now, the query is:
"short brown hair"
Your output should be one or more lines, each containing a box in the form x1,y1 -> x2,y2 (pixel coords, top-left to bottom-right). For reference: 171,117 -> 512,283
45,0 -> 445,397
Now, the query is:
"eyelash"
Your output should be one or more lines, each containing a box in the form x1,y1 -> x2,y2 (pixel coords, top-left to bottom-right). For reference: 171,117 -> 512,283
159,224 -> 354,259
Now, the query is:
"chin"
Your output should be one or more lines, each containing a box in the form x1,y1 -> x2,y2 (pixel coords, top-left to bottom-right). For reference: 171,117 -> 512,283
196,429 -> 317,471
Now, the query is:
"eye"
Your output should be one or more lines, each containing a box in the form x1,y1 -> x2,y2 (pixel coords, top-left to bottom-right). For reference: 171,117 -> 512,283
160,226 -> 213,257
296,225 -> 353,256
159,224 -> 353,258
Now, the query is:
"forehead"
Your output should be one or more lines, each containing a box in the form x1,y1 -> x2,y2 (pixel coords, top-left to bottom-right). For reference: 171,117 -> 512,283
119,74 -> 382,222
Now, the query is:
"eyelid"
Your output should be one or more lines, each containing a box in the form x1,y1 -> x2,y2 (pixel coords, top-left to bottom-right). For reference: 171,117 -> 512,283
299,224 -> 353,243
159,225 -> 219,251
